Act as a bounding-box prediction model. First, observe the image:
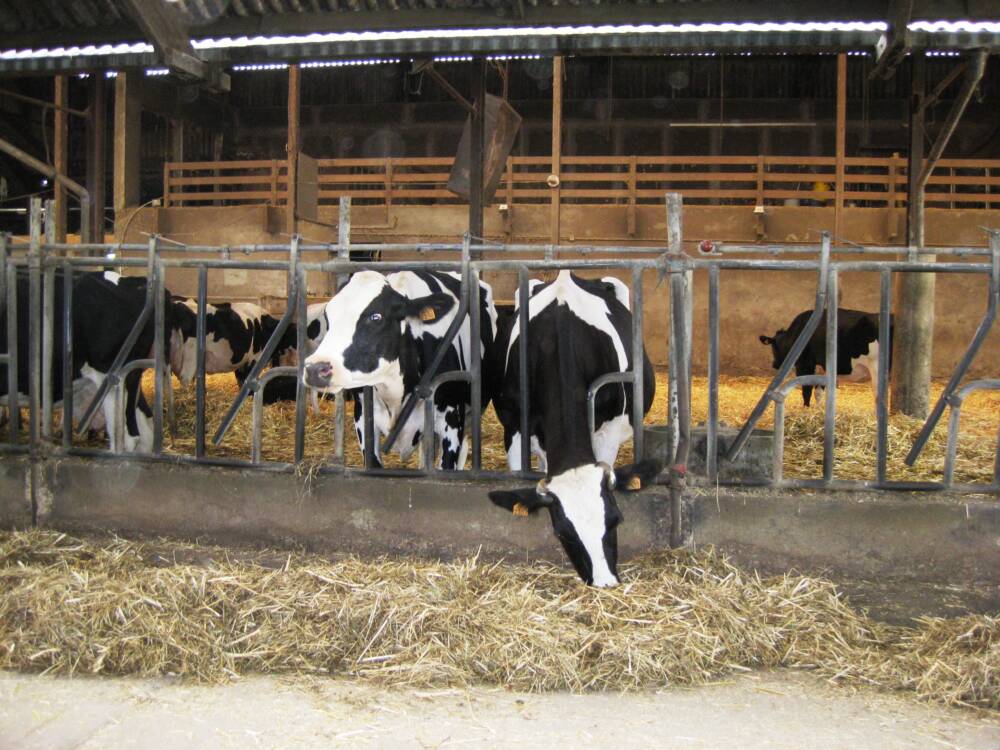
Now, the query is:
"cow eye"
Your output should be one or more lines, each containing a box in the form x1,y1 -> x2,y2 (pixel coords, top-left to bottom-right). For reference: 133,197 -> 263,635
370,313 -> 382,322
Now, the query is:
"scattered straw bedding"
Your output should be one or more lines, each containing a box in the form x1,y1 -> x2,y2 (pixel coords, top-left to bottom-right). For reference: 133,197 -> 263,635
125,371 -> 999,485
0,530 -> 997,710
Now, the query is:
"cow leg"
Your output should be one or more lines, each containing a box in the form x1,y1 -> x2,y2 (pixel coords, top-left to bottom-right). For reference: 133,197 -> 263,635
352,394 -> 382,468
81,364 -> 119,450
505,431 -> 524,471
122,369 -> 153,453
437,404 -> 464,471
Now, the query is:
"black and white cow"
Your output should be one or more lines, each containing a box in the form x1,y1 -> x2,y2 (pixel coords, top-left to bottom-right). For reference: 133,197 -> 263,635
169,300 -> 297,387
759,308 -> 893,407
303,270 -> 497,470
487,270 -> 658,587
1,269 -> 162,452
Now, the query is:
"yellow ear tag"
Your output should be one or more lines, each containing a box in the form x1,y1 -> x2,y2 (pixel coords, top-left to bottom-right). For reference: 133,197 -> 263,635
512,502 -> 530,517
419,307 -> 436,322
626,476 -> 642,491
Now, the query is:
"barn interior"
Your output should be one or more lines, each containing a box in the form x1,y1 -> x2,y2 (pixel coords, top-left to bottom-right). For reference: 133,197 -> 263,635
1,2 -> 1000,717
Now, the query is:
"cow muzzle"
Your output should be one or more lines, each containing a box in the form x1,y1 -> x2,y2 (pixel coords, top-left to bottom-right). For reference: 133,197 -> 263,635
304,362 -> 335,390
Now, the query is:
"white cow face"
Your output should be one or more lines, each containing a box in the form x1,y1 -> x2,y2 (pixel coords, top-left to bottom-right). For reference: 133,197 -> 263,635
303,271 -> 453,394
490,463 -> 623,588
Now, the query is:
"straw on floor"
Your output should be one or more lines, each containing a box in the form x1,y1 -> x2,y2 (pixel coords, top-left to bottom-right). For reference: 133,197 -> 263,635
0,530 -> 997,710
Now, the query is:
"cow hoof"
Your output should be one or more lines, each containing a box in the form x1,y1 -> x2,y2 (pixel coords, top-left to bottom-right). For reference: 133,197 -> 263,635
512,502 -> 530,517
626,476 -> 642,491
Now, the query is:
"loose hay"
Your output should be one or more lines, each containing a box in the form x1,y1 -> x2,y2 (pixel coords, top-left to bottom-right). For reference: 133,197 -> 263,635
1,530 -> 998,709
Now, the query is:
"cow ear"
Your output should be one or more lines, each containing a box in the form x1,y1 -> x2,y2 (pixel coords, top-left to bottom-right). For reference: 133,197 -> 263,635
615,459 -> 663,492
759,335 -> 774,345
403,293 -> 454,323
489,488 -> 551,517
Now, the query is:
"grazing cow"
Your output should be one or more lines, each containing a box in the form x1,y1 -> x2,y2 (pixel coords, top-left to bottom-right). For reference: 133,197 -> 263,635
168,300 -> 297,387
487,270 -> 658,587
303,270 -> 498,470
759,308 -> 893,406
1,270 -> 163,452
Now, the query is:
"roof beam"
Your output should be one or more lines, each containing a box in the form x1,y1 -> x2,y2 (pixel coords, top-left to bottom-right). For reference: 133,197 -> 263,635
870,0 -> 914,81
119,0 -> 230,92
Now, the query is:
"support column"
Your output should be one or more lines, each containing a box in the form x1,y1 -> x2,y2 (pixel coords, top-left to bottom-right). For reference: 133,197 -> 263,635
892,53 -> 933,418
53,75 -> 68,243
85,73 -> 107,242
550,56 -> 563,245
113,70 -> 143,224
286,63 -> 300,236
834,52 -> 847,243
468,57 -> 486,244
169,118 -> 185,162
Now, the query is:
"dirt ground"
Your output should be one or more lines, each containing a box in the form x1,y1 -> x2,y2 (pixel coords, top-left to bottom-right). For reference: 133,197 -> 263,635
3,670 -> 999,750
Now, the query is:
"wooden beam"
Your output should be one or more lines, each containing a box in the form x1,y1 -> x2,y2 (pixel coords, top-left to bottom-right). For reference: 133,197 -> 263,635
468,58 -> 486,244
892,52 -> 933,418
169,119 -> 185,163
834,52 -> 847,244
85,74 -> 107,243
550,56 -> 563,246
53,75 -> 68,243
286,63 -> 301,236
113,70 -> 143,218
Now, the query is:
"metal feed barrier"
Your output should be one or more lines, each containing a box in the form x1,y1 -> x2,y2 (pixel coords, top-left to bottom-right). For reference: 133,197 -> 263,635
1,195 -> 998,547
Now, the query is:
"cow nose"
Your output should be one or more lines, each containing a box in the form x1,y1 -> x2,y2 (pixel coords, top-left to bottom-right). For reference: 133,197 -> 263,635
305,362 -> 333,388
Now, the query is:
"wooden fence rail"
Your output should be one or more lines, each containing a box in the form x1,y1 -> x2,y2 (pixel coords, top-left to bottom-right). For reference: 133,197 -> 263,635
163,154 -> 1000,210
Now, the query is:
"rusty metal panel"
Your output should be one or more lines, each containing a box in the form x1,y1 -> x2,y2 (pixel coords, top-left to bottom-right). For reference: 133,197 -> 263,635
447,94 -> 522,204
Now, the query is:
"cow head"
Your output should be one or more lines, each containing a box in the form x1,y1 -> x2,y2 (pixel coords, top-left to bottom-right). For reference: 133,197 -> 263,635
303,271 -> 454,393
758,328 -> 789,370
488,460 -> 660,587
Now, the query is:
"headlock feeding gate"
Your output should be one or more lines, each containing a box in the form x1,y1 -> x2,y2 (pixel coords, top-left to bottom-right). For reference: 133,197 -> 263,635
1,195 -> 998,553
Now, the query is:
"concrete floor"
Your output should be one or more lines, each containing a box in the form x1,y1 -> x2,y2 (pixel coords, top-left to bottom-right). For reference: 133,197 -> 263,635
3,670 -> 999,750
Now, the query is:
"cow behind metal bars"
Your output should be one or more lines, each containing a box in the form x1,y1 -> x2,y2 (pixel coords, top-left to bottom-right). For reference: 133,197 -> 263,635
303,269 -> 498,470
488,270 -> 658,587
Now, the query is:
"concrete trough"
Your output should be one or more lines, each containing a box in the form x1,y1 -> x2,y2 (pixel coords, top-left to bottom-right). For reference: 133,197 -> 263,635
2,455 -> 997,586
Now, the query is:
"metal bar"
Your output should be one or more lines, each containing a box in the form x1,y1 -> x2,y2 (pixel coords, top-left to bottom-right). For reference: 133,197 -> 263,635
728,231 -> 831,460
668,255 -> 692,549
630,265 -> 645,461
27,200 -> 41,450
61,263 -> 73,451
588,372 -> 635,438
422,385 -> 436,472
876,269 -> 892,483
469,268 -> 483,470
212,235 -> 300,445
41,201 -> 55,440
517,267 -> 531,473
294,262 -> 307,463
666,193 -> 683,465
772,395 -> 786,482
5,256 -> 18,446
943,400 -> 961,487
194,266 -> 207,458
333,197 -> 351,463
706,265 -> 720,480
251,381 -> 264,464
906,231 -> 999,465
823,269 -> 839,482
152,253 -> 165,454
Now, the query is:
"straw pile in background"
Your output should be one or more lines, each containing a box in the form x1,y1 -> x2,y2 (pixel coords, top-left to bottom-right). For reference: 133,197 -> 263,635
1,530 -> 998,709
127,371 -> 998,485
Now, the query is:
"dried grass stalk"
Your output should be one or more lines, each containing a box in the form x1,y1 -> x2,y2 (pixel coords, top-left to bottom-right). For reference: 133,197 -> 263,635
0,530 -> 997,710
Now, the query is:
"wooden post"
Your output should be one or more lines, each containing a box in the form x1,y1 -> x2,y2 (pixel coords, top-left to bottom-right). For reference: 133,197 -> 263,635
834,52 -> 847,243
85,73 -> 106,242
168,118 -> 185,162
469,58 -> 486,245
627,154 -> 637,236
550,56 -> 563,246
211,130 -> 223,207
892,53 -> 935,418
53,75 -> 68,243
286,63 -> 300,236
113,70 -> 143,230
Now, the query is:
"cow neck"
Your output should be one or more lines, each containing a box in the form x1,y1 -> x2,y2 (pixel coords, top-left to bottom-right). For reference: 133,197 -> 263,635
541,301 -> 599,477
